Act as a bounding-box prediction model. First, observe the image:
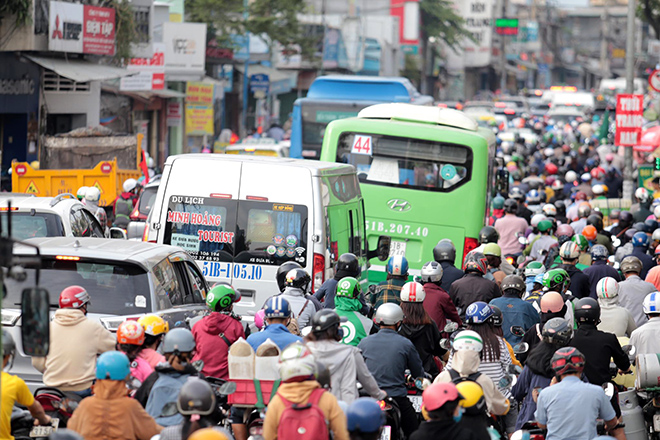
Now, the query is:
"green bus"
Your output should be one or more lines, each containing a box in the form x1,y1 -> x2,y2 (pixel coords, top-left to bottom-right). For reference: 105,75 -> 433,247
320,103 -> 498,282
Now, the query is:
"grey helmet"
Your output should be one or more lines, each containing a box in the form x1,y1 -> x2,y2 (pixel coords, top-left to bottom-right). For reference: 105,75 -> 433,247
374,303 -> 404,326
2,329 -> 15,358
433,239 -> 456,263
176,377 -> 216,416
162,328 -> 196,354
421,261 -> 443,283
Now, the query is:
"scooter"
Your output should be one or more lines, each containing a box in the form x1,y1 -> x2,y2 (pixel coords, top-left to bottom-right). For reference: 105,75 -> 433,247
33,387 -> 80,429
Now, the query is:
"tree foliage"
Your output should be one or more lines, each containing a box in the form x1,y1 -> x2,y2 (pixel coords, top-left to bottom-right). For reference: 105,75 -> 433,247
420,0 -> 474,52
639,0 -> 660,41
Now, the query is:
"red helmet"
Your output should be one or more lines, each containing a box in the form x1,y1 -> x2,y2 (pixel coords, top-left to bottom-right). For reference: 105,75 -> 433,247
545,163 -> 558,175
575,191 -> 588,201
463,251 -> 488,275
590,167 -> 605,180
59,286 -> 90,309
551,346 -> 586,376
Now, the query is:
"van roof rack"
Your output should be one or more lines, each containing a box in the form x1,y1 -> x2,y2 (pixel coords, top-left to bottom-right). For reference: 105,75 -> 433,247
357,103 -> 478,132
49,193 -> 77,207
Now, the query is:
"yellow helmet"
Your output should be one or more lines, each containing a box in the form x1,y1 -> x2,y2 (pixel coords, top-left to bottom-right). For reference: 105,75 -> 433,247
137,314 -> 169,336
455,381 -> 486,415
30,161 -> 40,170
188,428 -> 230,440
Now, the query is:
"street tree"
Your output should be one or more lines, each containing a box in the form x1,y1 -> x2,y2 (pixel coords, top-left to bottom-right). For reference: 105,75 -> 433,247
640,0 -> 660,40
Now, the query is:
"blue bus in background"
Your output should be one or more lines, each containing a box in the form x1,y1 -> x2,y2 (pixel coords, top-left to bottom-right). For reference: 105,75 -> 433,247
290,76 -> 433,159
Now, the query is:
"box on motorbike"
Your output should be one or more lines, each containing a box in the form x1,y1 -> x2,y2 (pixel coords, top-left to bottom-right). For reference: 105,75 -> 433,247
255,339 -> 280,381
635,354 -> 660,389
229,337 -> 255,379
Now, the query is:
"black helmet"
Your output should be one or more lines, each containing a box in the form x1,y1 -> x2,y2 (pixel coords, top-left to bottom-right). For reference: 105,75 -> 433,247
610,209 -> 621,220
284,268 -> 311,291
479,226 -> 500,244
336,253 -> 360,277
586,214 -> 603,231
433,239 -> 456,263
504,198 -> 518,214
2,329 -> 15,358
276,261 -> 303,292
176,377 -> 216,416
501,275 -> 525,295
316,361 -> 332,389
574,297 -> 601,324
490,305 -> 503,327
554,200 -> 566,214
645,219 -> 659,232
619,211 -> 633,227
542,318 -> 572,346
311,309 -> 342,334
633,222 -> 650,234
509,187 -> 525,201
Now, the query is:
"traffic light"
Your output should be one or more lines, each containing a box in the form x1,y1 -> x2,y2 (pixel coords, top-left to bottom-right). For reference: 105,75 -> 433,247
655,157 -> 660,171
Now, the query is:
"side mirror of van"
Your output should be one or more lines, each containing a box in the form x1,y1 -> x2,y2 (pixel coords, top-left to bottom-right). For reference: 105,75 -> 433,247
367,235 -> 391,261
109,228 -> 128,240
21,287 -> 50,357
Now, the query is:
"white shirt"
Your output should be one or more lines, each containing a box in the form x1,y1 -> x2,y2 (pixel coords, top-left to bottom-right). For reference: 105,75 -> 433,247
629,317 -> 660,355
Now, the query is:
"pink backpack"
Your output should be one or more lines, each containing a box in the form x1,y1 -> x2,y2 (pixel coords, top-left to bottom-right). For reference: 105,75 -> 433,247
276,388 -> 329,439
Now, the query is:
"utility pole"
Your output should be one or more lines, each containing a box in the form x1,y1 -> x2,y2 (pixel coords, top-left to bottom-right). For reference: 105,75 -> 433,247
500,0 -> 508,93
599,2 -> 609,80
241,0 -> 250,138
623,0 -> 636,200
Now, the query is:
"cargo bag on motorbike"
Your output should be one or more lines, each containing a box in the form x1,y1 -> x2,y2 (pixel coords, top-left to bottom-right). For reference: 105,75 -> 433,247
276,388 -> 329,440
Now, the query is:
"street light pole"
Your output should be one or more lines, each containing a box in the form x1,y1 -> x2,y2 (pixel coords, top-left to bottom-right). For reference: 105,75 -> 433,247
623,0 -> 635,200
241,0 -> 250,138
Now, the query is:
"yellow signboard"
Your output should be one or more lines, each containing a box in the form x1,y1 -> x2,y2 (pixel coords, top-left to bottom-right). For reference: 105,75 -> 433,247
25,180 -> 39,195
186,82 -> 214,105
185,104 -> 214,135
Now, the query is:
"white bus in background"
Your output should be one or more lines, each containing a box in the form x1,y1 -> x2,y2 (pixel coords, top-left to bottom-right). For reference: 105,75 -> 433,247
599,78 -> 646,97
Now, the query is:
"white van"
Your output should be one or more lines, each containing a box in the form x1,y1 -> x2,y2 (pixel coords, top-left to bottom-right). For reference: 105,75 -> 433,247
146,154 -> 388,317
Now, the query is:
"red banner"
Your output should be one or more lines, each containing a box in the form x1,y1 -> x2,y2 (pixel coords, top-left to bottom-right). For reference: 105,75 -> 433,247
83,5 -> 115,55
615,94 -> 644,147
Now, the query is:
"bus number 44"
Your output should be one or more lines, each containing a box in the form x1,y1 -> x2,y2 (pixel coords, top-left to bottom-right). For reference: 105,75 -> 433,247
351,135 -> 372,156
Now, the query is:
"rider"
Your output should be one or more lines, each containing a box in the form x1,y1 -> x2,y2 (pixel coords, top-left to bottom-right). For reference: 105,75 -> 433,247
76,186 -> 88,201
555,241 -> 590,299
449,252 -> 501,320
475,226 -> 515,275
246,296 -> 302,350
31,286 -> 115,397
433,239 -> 465,293
333,277 -> 373,346
483,243 -> 506,286
315,253 -> 368,313
345,397 -> 386,440
587,214 -> 614,253
570,203 -> 591,235
419,261 -> 462,332
583,245 -> 620,299
527,219 -> 557,262
83,187 -> 108,232
358,303 -> 425,438
524,261 -> 545,294
280,268 -> 316,328
610,211 -> 634,244
624,231 -> 656,279
411,382 -> 476,440
306,310 -> 385,404
274,261 -> 322,312
191,284 -> 244,379
519,292 -> 570,363
632,187 -> 653,222
595,277 -> 637,337
629,292 -> 660,354
495,198 -> 529,258
617,256 -> 658,327
488,196 -> 506,226
137,314 -> 169,368
489,275 -> 541,345
116,320 -> 154,389
369,256 -> 409,309
113,178 -> 139,228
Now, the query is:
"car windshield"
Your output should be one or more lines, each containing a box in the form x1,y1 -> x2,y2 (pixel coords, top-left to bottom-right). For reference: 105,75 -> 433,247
5,258 -> 151,315
0,212 -> 65,240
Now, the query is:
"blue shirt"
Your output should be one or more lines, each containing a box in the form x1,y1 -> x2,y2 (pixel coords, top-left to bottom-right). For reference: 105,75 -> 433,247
535,375 -> 616,440
490,295 -> 540,344
246,323 -> 302,351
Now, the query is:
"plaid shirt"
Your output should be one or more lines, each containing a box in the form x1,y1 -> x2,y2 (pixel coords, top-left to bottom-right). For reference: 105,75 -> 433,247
370,278 -> 406,309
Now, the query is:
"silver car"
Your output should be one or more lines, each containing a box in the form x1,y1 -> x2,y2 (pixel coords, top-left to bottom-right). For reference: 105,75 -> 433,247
2,237 -> 210,388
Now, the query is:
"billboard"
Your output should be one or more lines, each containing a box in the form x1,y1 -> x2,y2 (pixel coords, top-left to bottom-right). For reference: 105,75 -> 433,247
163,22 -> 207,77
49,1 -> 115,55
453,0 -> 494,68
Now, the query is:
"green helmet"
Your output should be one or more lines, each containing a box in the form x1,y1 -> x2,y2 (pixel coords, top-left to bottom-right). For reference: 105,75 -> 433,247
206,284 -> 237,311
336,277 -> 361,299
537,219 -> 553,232
524,261 -> 545,278
571,234 -> 588,251
492,196 -> 505,210
542,269 -> 570,294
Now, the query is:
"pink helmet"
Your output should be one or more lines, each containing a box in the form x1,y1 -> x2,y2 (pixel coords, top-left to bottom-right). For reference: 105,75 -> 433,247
254,309 -> 266,330
540,292 -> 565,313
422,382 -> 462,411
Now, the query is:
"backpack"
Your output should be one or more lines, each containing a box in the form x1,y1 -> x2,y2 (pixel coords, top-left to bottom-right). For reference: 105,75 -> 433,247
113,197 -> 134,228
276,388 -> 329,440
447,368 -> 482,386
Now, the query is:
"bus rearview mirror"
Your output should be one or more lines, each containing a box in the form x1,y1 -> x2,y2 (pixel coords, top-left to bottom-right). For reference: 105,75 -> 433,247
21,287 -> 50,357
376,236 -> 391,261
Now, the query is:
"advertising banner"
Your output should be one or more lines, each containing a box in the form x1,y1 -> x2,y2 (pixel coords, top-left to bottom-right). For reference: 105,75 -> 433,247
452,0 -> 494,68
49,1 -> 115,55
163,22 -> 207,76
186,82 -> 214,104
83,6 -> 115,55
185,104 -> 213,135
615,94 -> 644,147
167,102 -> 182,127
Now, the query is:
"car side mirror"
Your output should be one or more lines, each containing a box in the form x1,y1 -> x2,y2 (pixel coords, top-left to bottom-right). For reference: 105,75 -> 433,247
21,287 -> 50,357
109,227 -> 128,240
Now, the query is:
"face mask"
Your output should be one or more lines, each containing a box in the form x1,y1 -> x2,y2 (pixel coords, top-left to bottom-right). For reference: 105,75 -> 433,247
453,407 -> 464,423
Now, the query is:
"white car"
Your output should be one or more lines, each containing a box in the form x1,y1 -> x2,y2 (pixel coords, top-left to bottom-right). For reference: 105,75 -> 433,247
0,193 -> 105,240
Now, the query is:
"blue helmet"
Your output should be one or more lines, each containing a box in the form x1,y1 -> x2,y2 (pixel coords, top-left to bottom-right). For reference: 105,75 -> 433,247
526,189 -> 541,203
264,296 -> 292,319
96,351 -> 130,380
590,244 -> 609,261
632,232 -> 649,248
346,397 -> 385,433
534,273 -> 545,285
386,256 -> 409,276
465,301 -> 494,324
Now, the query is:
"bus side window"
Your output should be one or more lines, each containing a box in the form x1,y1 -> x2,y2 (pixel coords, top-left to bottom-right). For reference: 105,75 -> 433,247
348,209 -> 361,256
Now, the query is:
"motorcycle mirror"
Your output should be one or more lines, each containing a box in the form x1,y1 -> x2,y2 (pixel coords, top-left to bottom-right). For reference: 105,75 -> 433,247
444,321 -> 459,333
301,326 -> 312,337
622,344 -> 636,359
612,237 -> 621,248
440,338 -> 451,350
160,402 -> 179,417
413,275 -> 423,284
518,236 -> 529,246
499,375 -> 513,388
511,430 -> 530,440
218,381 -> 237,395
513,342 -> 529,354
376,236 -> 391,261
603,382 -> 615,398
21,287 -> 50,357
368,284 -> 377,295
510,326 -> 525,337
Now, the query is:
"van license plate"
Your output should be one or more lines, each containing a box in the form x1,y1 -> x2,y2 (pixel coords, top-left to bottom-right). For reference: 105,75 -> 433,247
379,425 -> 392,440
653,414 -> 660,432
408,395 -> 423,412
30,419 -> 59,437
389,240 -> 407,258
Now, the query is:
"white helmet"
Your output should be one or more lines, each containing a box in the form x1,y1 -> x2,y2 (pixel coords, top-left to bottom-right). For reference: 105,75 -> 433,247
559,241 -> 580,260
278,342 -> 317,382
84,186 -> 101,203
542,204 -> 557,217
544,147 -> 554,157
123,178 -> 138,193
420,261 -> 443,283
596,277 -> 619,299
400,282 -> 426,303
452,330 -> 483,352
374,303 -> 404,326
531,214 -> 548,228
592,184 -> 605,196
653,205 -> 660,220
581,173 -> 591,182
643,292 -> 660,315
76,186 -> 89,200
653,229 -> 660,242
565,170 -> 578,183
635,187 -> 650,203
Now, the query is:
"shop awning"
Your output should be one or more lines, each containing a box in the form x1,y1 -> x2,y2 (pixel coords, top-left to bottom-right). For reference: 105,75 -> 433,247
25,55 -> 135,82
235,64 -> 298,95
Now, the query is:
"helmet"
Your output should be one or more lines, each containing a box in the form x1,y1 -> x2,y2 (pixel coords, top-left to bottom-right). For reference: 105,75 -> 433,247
654,229 -> 660,243
346,398 -> 386,433
590,244 -> 608,261
84,186 -> 101,203
137,314 -> 169,336
254,309 -> 266,329
400,282 -> 426,302
551,346 -> 586,376
632,232 -> 649,248
525,261 -> 545,277
117,321 -> 145,345
592,184 -> 605,196
464,251 -> 488,275
452,330 -> 483,352
577,203 -> 592,219
645,219 -> 658,232
542,269 -> 570,293
478,226 -> 499,244
276,261 -> 302,292
278,342 -> 317,381
492,196 -> 505,210
619,211 -> 634,227
336,277 -> 362,299
311,309 -> 342,333
587,214 -> 603,231
574,297 -> 600,324
537,220 -> 553,233
542,204 -> 557,217
634,222 -> 651,234
162,328 -> 196,354
540,292 -> 565,313
421,261 -> 443,283
621,256 -> 643,274
542,318 -> 572,346
635,187 -> 650,202
581,173 -> 592,183
545,163 -> 558,175
2,329 -> 15,358
490,305 -> 503,327
509,187 -> 525,200
596,277 -> 619,299
571,234 -> 588,251
625,229 -> 638,241
483,243 -> 502,257
565,170 -> 578,183
582,225 -> 597,241
206,284 -> 238,311
188,429 -> 230,440
59,285 -> 90,309
373,303 -> 404,326
552,180 -> 564,191
264,296 -> 292,319
76,186 -> 88,200
556,224 -> 575,241
177,377 -> 216,416
422,382 -> 462,412
386,256 -> 409,276
501,275 -> 525,295
531,214 -> 548,228
96,351 -> 130,380
465,301 -> 494,324
559,241 -> 580,260
527,190 -> 541,203
654,205 -> 660,219
504,198 -> 518,213
433,239 -> 456,263
643,292 -> 660,315
123,178 -> 138,193
285,268 -> 312,290
336,253 -> 360,277
455,381 -> 485,414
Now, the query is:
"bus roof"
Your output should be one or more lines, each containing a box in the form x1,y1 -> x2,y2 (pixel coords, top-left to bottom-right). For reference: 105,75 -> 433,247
305,75 -> 432,104
358,103 -> 479,132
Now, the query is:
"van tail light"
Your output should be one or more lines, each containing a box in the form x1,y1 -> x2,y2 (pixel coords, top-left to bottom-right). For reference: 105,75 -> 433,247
312,253 -> 325,293
142,222 -> 155,243
462,237 -> 479,268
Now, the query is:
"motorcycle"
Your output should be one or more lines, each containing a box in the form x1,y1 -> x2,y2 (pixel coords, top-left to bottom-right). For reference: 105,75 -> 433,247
378,397 -> 404,440
33,387 -> 81,429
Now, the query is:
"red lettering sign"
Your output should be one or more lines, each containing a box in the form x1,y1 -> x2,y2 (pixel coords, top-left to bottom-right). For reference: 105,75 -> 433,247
615,94 -> 644,147
83,5 -> 115,55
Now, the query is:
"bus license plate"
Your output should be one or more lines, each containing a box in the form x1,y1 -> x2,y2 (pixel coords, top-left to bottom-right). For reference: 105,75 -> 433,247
408,395 -> 423,412
379,425 -> 392,440
389,240 -> 407,258
30,419 -> 59,437
653,414 -> 660,432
